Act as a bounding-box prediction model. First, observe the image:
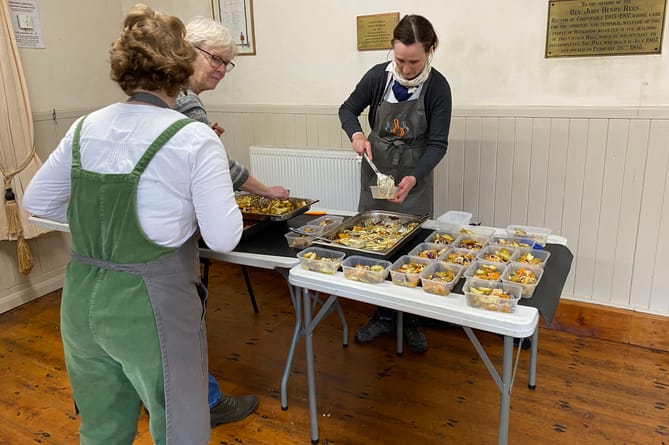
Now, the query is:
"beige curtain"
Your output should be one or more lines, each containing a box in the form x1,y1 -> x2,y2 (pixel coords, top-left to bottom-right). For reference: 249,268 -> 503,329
1,1 -> 48,274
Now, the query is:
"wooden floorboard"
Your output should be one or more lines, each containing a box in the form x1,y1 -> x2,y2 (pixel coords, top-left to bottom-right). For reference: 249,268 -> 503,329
0,260 -> 667,444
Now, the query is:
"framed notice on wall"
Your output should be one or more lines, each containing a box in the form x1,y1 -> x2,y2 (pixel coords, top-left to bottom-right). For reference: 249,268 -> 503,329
211,0 -> 256,55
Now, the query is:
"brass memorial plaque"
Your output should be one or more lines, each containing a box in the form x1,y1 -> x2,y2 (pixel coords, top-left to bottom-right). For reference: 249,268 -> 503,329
357,12 -> 400,51
546,0 -> 666,57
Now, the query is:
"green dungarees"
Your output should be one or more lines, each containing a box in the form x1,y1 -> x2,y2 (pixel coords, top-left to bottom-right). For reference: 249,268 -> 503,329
61,116 -> 210,444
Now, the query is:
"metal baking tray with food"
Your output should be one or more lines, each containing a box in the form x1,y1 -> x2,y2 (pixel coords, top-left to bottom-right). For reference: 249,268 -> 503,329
312,210 -> 429,259
234,192 -> 319,221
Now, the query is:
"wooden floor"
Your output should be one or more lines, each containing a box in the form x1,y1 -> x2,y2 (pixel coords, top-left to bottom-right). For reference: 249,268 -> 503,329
0,260 -> 667,445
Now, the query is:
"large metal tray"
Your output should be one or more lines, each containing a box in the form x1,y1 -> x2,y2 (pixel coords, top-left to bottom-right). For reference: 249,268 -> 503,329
235,192 -> 319,221
313,210 -> 429,259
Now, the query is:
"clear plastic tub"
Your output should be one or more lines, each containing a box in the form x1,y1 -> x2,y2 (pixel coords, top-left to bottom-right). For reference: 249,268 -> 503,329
501,262 -> 544,298
439,247 -> 477,267
424,230 -> 461,246
437,211 -> 472,231
389,255 -> 432,288
341,255 -> 391,284
308,215 -> 344,229
506,225 -> 551,247
408,242 -> 449,261
510,248 -> 551,268
285,232 -> 314,249
296,224 -> 325,236
463,278 -> 522,313
370,185 -> 399,199
463,259 -> 507,281
489,234 -> 536,249
419,262 -> 463,296
296,246 -> 345,274
458,226 -> 496,238
477,245 -> 515,264
455,233 -> 490,251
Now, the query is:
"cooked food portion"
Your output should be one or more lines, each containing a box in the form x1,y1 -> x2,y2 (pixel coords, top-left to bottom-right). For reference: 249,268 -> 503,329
481,247 -> 512,263
466,286 -> 516,313
506,267 -> 538,285
236,194 -> 309,215
472,263 -> 503,280
443,250 -> 476,266
515,251 -> 544,265
343,263 -> 386,283
332,215 -> 420,252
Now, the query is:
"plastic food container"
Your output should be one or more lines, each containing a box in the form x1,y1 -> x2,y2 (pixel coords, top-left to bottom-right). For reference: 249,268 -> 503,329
455,233 -> 490,251
501,262 -> 544,298
408,242 -> 449,261
308,215 -> 344,228
510,248 -> 551,268
477,245 -> 515,264
341,255 -> 391,284
296,224 -> 325,236
489,234 -> 536,249
439,247 -> 477,267
297,247 -> 345,274
437,211 -> 472,231
458,226 -> 496,238
464,259 -> 507,281
463,278 -> 522,313
419,262 -> 463,296
370,185 -> 399,199
506,225 -> 551,247
389,255 -> 432,288
285,231 -> 314,249
424,230 -> 461,246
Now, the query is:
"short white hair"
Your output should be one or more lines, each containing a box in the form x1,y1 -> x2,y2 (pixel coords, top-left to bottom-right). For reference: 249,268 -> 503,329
185,16 -> 237,60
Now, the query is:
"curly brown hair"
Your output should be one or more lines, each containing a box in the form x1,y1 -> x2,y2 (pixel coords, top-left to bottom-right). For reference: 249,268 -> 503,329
110,4 -> 196,97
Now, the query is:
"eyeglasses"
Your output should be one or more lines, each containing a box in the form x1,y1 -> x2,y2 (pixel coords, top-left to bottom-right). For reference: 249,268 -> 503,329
195,46 -> 235,72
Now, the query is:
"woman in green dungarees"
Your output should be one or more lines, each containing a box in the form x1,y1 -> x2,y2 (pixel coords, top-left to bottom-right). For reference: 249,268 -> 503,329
23,4 -> 243,444
338,15 -> 453,353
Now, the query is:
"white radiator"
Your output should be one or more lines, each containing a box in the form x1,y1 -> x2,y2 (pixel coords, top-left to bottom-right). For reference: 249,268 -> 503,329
249,146 -> 360,212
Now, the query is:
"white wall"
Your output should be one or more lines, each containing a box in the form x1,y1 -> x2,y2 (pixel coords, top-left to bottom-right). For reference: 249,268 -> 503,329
16,0 -> 669,113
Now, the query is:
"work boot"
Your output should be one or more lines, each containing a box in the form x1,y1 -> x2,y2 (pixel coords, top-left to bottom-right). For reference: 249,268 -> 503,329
355,313 -> 394,343
404,316 -> 428,353
210,394 -> 259,427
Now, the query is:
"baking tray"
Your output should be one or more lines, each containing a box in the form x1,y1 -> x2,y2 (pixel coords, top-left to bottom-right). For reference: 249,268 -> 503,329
235,192 -> 319,221
313,210 -> 429,259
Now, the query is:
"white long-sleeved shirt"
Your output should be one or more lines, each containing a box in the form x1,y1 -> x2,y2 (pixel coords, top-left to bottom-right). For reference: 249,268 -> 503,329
23,103 -> 243,252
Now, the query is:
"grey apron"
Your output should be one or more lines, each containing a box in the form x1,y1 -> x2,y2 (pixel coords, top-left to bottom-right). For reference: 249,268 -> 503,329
359,75 -> 432,216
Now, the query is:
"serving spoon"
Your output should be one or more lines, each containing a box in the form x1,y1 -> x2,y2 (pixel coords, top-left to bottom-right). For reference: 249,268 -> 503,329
363,153 -> 394,188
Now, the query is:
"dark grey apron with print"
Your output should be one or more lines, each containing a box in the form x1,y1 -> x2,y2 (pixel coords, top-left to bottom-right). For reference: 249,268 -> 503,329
359,75 -> 432,216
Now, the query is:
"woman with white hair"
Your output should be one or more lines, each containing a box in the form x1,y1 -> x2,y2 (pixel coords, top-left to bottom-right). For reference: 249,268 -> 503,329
174,17 -> 273,428
176,17 -> 288,200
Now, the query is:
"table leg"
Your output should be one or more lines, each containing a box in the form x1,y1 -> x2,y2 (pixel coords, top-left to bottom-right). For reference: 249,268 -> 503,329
303,288 -> 320,445
528,326 -> 539,389
498,335 -> 514,445
396,311 -> 404,356
280,283 -> 303,410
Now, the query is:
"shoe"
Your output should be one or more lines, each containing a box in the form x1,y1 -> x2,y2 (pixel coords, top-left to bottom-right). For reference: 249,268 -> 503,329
210,394 -> 259,427
404,318 -> 428,353
355,314 -> 394,343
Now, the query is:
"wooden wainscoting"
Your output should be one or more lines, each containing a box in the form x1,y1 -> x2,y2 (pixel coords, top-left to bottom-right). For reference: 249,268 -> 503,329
549,299 -> 669,352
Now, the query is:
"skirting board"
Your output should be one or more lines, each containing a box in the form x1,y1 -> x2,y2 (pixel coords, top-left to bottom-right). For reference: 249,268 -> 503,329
0,268 -> 66,315
545,299 -> 669,352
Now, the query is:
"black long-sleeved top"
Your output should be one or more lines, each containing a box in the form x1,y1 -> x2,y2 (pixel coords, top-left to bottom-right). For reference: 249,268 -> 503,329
338,62 -> 452,182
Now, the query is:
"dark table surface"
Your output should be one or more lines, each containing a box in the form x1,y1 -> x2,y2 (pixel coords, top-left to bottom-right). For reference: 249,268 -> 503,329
226,213 -> 573,326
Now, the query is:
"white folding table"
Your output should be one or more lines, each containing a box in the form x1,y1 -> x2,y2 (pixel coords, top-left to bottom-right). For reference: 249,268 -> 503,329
289,265 -> 540,445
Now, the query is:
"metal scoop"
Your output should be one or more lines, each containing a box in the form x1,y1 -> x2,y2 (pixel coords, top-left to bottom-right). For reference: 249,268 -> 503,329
363,153 -> 394,187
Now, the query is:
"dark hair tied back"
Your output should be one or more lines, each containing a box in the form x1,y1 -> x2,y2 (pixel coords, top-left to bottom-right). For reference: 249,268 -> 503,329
392,14 -> 438,53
